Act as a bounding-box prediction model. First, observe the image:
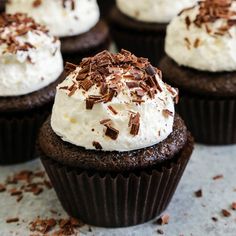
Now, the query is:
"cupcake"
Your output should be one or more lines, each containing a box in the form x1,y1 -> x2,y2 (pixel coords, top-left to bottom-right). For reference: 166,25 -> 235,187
0,13 -> 63,164
6,0 -> 110,64
97,0 -> 115,20
109,0 -> 197,66
39,50 -> 194,227
160,0 -> 236,145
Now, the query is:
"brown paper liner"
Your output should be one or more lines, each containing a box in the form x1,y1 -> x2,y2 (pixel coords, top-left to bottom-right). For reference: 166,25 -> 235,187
0,107 -> 50,165
177,95 -> 236,145
111,27 -> 165,66
40,134 -> 193,227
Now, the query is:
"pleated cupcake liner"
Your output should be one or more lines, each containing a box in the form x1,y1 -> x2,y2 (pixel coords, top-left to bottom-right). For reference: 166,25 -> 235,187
0,108 -> 50,165
177,95 -> 236,145
111,27 -> 165,66
40,134 -> 193,227
62,37 -> 111,65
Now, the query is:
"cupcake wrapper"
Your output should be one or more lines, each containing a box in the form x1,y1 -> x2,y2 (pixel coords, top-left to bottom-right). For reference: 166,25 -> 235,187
111,27 -> 165,66
62,37 -> 111,65
40,135 -> 193,227
177,95 -> 236,145
0,109 -> 49,165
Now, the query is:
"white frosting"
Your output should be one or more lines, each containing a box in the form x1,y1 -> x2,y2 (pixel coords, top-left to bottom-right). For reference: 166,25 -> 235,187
116,0 -> 198,23
6,0 -> 100,37
51,65 -> 177,152
165,2 -> 236,72
0,14 -> 63,97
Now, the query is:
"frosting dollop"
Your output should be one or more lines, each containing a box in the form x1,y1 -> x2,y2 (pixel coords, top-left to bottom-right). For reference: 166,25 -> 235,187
6,0 -> 100,37
51,50 -> 178,152
165,0 -> 236,72
0,13 -> 63,97
116,0 -> 197,23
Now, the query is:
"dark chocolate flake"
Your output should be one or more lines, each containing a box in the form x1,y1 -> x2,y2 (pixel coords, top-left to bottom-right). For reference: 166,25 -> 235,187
92,141 -> 103,150
105,126 -> 119,140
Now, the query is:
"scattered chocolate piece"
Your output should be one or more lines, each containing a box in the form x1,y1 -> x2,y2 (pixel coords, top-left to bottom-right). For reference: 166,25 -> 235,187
157,229 -> 164,235
32,0 -> 42,7
0,184 -> 6,192
222,209 -> 231,217
156,214 -> 170,225
232,202 -> 236,210
129,112 -> 140,136
6,218 -> 19,223
211,217 -> 218,222
194,189 -> 203,198
105,125 -> 119,140
162,109 -> 173,118
92,141 -> 103,150
213,175 -> 224,180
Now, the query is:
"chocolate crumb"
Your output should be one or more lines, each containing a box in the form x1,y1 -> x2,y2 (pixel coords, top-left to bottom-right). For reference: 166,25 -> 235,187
222,209 -> 231,217
213,175 -> 224,180
156,214 -> 170,225
157,229 -> 164,235
194,189 -> 203,198
6,218 -> 19,223
211,217 -> 218,222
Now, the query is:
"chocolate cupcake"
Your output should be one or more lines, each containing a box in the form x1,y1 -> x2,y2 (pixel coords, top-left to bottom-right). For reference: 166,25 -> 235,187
160,0 -> 236,145
0,13 -> 63,164
109,0 -> 197,66
39,50 -> 194,227
97,0 -> 115,20
6,0 -> 110,64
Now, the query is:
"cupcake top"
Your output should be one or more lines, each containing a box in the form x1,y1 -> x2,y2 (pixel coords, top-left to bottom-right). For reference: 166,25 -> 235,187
0,13 -> 63,97
6,0 -> 100,37
116,0 -> 198,23
165,0 -> 236,72
51,50 -> 178,152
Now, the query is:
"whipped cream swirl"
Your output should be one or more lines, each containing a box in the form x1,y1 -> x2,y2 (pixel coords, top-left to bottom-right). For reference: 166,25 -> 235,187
51,50 -> 178,152
165,0 -> 236,72
0,13 -> 63,97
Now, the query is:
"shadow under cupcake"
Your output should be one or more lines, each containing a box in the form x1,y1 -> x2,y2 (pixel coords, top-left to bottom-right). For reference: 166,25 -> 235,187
39,50 -> 194,227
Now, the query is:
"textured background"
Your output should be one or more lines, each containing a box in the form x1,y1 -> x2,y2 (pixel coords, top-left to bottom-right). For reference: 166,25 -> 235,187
0,144 -> 236,235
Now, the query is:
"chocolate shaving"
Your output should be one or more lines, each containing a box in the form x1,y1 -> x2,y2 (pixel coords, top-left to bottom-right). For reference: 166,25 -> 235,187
108,105 -> 118,115
6,218 -> 19,223
105,125 -> 119,140
129,112 -> 140,136
62,50 -> 177,108
92,141 -> 103,150
163,109 -> 174,118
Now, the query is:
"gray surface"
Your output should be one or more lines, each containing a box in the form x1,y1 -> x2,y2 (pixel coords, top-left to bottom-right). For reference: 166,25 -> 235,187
0,144 -> 236,236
